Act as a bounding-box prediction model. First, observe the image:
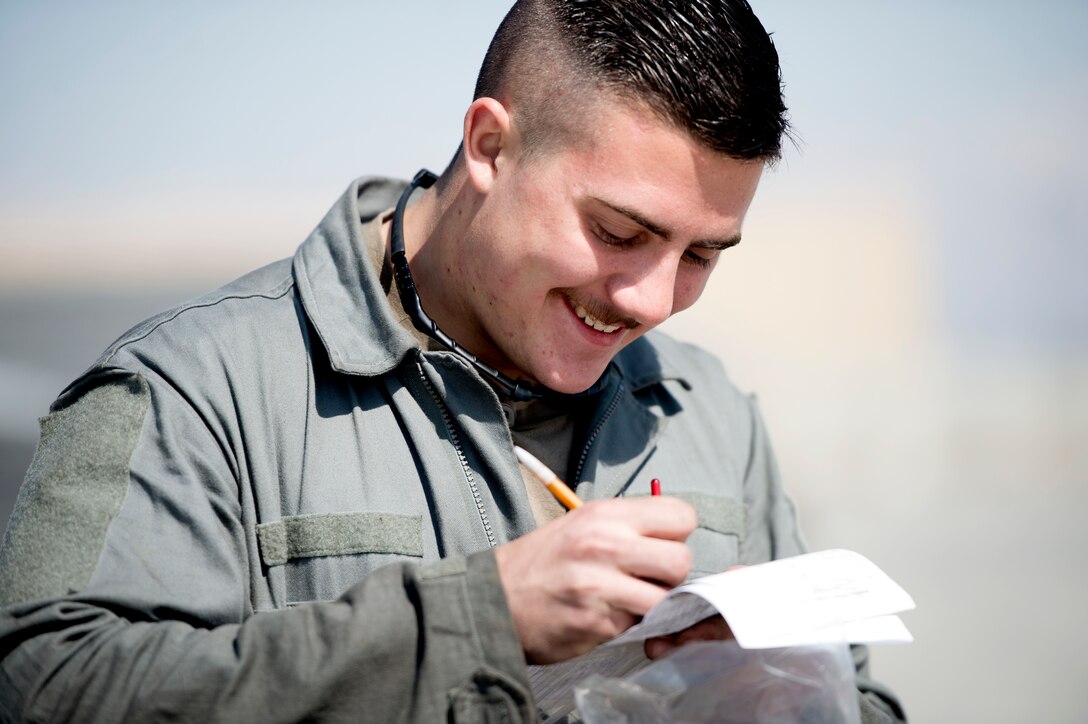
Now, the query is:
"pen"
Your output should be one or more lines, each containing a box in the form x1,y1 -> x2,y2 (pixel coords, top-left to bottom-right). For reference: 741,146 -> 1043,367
651,478 -> 661,496
513,445 -> 584,510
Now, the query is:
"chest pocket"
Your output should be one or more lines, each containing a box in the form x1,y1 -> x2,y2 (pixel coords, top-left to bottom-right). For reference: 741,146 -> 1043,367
257,511 -> 424,604
671,492 -> 747,577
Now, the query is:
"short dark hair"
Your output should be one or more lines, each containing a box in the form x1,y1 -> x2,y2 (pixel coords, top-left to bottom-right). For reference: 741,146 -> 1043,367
473,0 -> 789,161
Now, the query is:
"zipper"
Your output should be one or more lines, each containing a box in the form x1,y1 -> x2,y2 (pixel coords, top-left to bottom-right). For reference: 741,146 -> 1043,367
416,361 -> 497,548
571,381 -> 624,488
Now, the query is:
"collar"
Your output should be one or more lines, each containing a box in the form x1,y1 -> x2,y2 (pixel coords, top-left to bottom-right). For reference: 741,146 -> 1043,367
613,335 -> 693,393
293,177 -> 419,376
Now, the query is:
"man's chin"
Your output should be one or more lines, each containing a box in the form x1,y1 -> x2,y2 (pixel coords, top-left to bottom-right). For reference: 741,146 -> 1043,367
531,367 -> 610,396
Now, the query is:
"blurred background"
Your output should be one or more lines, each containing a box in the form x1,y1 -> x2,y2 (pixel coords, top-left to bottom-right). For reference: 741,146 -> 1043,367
1,1 -> 1085,720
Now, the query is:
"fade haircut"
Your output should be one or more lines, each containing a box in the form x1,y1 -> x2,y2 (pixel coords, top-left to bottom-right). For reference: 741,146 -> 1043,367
473,0 -> 789,162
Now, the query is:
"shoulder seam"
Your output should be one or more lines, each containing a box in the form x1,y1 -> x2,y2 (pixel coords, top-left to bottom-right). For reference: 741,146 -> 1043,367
104,277 -> 295,365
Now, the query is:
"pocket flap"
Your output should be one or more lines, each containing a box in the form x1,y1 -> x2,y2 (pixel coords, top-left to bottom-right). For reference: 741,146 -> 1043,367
256,511 -> 423,567
671,492 -> 747,543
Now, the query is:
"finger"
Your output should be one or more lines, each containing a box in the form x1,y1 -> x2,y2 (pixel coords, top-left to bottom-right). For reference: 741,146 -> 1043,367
644,634 -> 678,660
603,605 -> 640,642
579,497 -> 697,541
599,571 -> 673,619
612,537 -> 692,588
644,616 -> 733,660
675,615 -> 733,645
558,513 -> 691,585
621,496 -> 699,540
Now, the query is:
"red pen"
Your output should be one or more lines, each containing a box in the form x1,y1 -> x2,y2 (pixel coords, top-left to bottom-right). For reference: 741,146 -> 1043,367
650,478 -> 661,496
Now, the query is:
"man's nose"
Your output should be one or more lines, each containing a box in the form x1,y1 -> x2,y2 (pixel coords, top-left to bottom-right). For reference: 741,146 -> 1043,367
606,253 -> 678,329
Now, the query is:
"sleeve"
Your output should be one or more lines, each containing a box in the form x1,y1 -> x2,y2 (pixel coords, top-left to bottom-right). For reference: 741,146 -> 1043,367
740,395 -> 908,723
0,371 -> 534,723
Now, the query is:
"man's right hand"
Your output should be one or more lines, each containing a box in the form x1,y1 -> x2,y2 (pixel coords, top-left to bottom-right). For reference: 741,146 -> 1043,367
494,496 -> 697,664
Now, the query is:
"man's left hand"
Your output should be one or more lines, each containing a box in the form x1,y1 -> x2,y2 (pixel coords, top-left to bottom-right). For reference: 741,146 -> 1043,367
643,564 -> 746,660
643,614 -> 733,660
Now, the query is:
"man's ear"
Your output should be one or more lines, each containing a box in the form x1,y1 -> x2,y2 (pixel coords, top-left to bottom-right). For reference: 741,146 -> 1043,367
462,97 -> 514,194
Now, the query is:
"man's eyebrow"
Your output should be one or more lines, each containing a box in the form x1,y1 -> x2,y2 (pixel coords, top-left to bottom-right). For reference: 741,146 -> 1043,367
591,196 -> 742,250
593,197 -> 672,239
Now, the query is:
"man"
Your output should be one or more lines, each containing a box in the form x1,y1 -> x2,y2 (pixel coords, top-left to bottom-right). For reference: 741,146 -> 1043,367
0,1 -> 904,721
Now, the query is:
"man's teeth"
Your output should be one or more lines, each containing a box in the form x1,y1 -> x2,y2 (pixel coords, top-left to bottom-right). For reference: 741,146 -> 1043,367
574,304 -> 621,334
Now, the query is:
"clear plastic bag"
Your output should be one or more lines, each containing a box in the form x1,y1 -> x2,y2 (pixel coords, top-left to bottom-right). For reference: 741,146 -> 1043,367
574,640 -> 860,724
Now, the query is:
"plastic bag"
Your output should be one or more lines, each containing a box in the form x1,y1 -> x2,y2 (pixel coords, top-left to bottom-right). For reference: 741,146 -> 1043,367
574,640 -> 860,724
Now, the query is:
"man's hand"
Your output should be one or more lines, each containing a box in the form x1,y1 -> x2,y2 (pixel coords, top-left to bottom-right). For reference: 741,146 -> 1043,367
495,496 -> 696,665
642,564 -> 745,659
644,615 -> 733,660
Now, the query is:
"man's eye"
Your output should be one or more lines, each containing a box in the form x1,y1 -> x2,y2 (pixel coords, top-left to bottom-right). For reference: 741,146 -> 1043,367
682,249 -> 716,269
594,224 -> 637,248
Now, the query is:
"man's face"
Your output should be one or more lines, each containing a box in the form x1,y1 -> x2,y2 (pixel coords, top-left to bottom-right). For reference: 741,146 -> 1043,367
454,98 -> 765,394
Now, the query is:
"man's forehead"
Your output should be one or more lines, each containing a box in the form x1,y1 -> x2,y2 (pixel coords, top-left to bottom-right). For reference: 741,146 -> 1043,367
510,89 -> 764,240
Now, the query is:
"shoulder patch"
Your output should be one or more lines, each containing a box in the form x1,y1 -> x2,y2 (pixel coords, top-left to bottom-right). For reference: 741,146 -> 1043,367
0,373 -> 150,606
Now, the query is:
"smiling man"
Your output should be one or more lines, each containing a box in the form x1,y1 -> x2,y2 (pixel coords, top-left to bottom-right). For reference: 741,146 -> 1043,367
0,1 -> 904,722
402,97 -> 762,396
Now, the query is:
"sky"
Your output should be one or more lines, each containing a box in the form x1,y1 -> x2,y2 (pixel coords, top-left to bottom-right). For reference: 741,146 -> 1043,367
2,1 -> 1085,356
1,2 -> 1086,721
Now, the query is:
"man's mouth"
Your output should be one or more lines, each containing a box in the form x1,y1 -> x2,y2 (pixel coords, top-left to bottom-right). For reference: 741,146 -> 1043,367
571,302 -> 623,334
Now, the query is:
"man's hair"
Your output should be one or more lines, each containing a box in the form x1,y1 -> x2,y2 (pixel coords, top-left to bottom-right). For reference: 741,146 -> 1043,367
473,0 -> 789,162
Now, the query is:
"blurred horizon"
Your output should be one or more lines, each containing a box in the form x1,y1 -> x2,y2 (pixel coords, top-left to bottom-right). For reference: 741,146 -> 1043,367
2,2 -> 1086,721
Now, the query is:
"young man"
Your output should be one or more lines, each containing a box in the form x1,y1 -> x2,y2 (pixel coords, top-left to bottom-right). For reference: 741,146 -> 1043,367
0,1 -> 904,721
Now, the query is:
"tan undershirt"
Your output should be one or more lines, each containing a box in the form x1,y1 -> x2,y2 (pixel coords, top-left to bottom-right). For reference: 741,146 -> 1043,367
360,211 -> 574,526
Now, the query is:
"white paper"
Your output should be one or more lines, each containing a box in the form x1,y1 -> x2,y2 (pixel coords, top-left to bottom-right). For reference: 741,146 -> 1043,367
609,549 -> 915,649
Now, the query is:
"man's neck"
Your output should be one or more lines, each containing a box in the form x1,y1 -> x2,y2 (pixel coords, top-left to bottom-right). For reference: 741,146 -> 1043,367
382,172 -> 497,372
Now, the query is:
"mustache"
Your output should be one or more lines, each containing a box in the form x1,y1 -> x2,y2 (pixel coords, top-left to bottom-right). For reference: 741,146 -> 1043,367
561,291 -> 640,330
